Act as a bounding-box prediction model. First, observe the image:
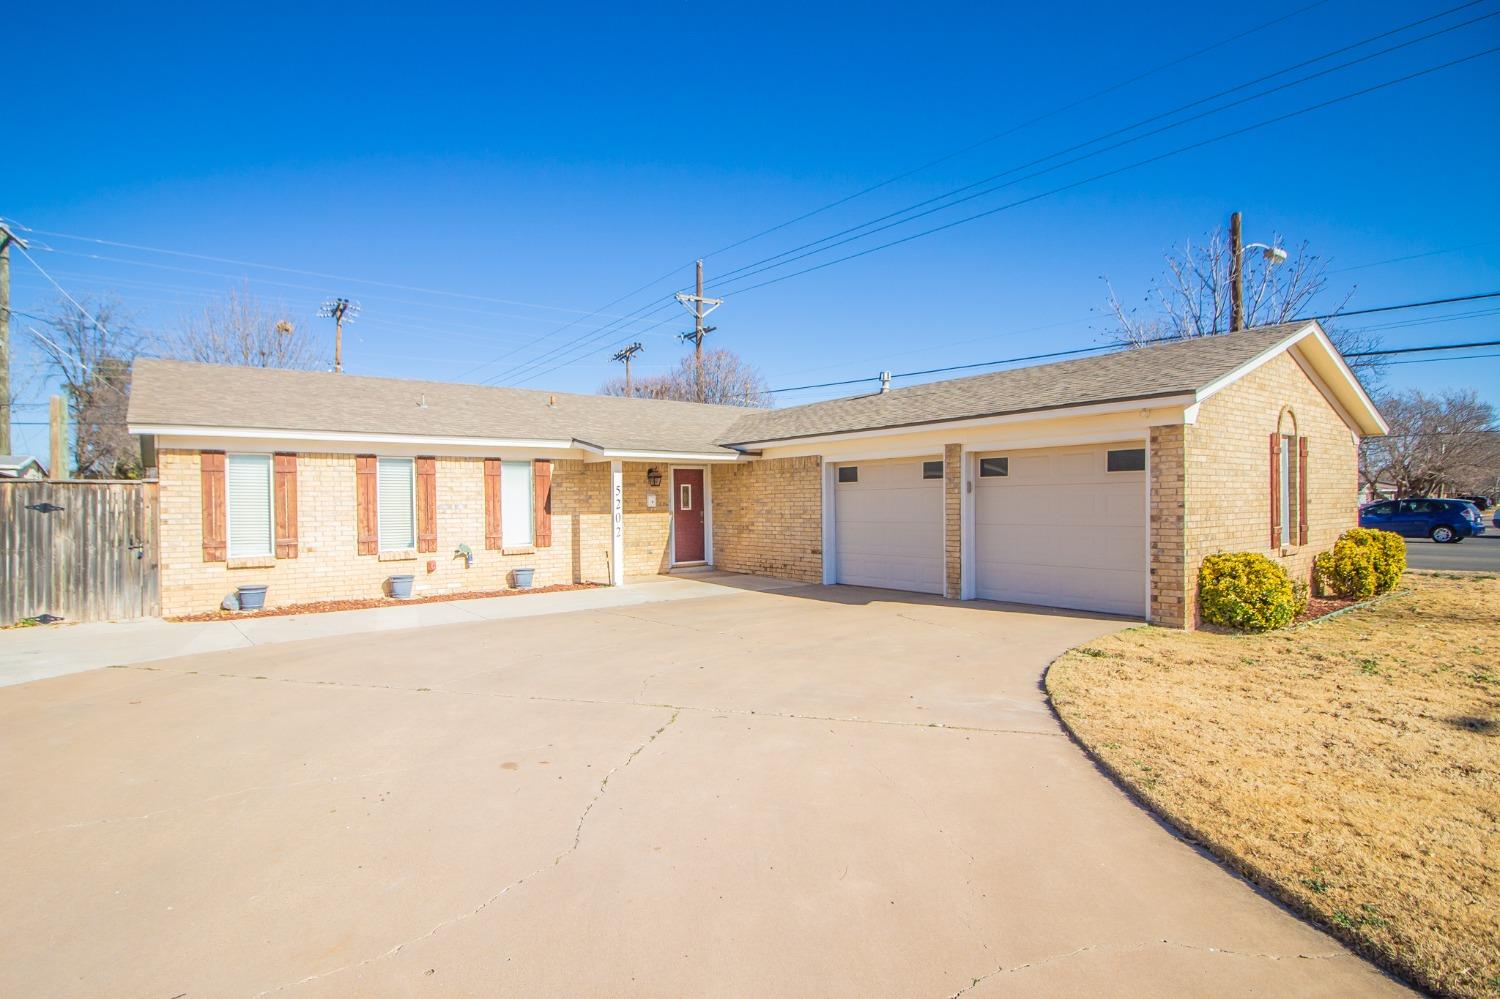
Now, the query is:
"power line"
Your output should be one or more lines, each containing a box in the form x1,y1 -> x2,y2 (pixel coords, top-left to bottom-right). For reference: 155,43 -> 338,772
458,0 -> 1343,382
706,3 -> 1495,291
1345,338 -> 1500,356
693,0 -> 1340,264
1385,351 -> 1500,365
766,295 -> 1500,395
718,46 -> 1500,300
1,219 -> 636,318
503,41 -> 1500,386
1315,291 -> 1500,321
449,3 -> 1389,387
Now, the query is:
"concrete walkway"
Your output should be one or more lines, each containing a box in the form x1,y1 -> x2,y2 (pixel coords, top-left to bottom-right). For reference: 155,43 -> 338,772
0,571 -> 802,687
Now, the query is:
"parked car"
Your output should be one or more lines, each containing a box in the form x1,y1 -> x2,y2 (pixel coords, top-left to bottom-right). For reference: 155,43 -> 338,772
1359,498 -> 1486,543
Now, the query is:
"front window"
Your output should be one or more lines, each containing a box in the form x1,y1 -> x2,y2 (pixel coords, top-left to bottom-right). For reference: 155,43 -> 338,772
1279,434 -> 1299,546
226,453 -> 273,558
377,457 -> 416,551
502,460 -> 534,546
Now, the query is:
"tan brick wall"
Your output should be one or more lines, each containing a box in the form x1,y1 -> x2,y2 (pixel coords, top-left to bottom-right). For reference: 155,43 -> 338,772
711,456 -> 823,583
158,451 -> 671,616
943,443 -> 962,599
1148,425 -> 1188,627
1149,351 -> 1360,627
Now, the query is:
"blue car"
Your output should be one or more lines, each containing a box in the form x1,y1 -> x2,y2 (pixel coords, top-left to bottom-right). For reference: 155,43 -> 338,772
1359,498 -> 1486,543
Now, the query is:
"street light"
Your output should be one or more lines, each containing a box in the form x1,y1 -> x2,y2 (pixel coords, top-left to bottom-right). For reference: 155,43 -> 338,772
1230,212 -> 1288,331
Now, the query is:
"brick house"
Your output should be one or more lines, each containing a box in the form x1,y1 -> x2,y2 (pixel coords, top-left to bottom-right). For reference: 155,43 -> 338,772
127,321 -> 1386,626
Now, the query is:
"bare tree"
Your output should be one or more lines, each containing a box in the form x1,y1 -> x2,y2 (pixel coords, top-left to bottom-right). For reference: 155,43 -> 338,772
600,347 -> 769,406
1360,389 -> 1499,497
163,285 -> 319,369
1102,225 -> 1382,383
31,295 -> 145,477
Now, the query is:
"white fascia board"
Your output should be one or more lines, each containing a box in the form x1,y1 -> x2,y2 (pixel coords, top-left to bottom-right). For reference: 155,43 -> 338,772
129,424 -> 577,450
736,394 -> 1197,450
573,441 -> 744,463
1294,325 -> 1389,435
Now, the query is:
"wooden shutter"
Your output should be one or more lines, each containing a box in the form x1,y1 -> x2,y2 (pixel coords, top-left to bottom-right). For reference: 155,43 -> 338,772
484,458 -> 502,550
1269,432 -> 1283,549
1297,436 -> 1309,546
200,451 -> 227,562
274,453 -> 298,559
355,455 -> 378,555
533,460 -> 553,548
416,457 -> 437,553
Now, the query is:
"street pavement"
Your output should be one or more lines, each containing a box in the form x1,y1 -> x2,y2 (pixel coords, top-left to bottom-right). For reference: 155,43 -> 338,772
1404,533 -> 1500,572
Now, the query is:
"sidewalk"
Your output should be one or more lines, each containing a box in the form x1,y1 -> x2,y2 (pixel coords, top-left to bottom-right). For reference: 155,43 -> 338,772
0,571 -> 805,688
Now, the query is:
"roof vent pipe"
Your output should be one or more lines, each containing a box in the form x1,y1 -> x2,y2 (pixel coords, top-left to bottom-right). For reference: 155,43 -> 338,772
879,371 -> 892,394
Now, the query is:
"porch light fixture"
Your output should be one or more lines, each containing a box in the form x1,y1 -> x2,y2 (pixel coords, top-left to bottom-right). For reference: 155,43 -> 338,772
646,467 -> 663,487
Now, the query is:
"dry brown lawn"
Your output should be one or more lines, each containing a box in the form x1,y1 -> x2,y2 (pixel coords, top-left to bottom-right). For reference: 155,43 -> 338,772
1047,572 -> 1500,999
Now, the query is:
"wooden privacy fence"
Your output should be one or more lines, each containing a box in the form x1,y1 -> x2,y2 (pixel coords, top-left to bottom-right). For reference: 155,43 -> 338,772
0,480 -> 160,626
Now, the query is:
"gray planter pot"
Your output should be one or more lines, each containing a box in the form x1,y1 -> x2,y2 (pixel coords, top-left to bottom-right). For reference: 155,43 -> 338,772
388,574 -> 415,599
236,585 -> 268,611
512,568 -> 535,589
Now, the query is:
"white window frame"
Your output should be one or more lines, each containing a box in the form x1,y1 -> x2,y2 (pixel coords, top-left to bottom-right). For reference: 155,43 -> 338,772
377,456 -> 417,553
225,452 -> 275,559
1279,434 -> 1296,547
501,460 -> 534,547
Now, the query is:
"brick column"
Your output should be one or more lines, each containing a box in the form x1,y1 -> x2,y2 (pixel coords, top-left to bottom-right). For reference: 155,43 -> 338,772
944,443 -> 962,599
1149,425 -> 1189,627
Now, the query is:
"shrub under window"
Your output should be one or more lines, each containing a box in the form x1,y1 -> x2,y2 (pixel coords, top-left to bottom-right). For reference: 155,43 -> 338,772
1314,528 -> 1405,599
1198,552 -> 1305,632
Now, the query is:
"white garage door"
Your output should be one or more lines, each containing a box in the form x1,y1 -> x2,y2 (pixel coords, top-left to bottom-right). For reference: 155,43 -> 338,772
834,459 -> 943,594
974,443 -> 1146,616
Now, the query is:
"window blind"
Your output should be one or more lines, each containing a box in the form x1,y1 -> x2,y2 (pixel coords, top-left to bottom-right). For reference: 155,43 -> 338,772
501,461 -> 533,546
378,458 -> 416,551
226,454 -> 273,558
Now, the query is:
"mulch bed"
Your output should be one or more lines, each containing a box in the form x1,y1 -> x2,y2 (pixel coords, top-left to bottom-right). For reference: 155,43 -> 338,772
168,582 -> 602,622
1294,594 -> 1360,624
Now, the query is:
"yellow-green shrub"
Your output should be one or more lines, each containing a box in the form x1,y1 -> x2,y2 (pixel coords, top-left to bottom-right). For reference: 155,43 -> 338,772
1199,552 -> 1301,631
1314,528 -> 1405,599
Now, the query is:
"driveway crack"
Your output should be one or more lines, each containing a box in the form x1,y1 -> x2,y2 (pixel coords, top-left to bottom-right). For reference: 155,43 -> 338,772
252,708 -> 680,996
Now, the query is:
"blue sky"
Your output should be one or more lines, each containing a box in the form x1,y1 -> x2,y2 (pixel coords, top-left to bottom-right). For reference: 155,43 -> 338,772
5,0 -> 1499,458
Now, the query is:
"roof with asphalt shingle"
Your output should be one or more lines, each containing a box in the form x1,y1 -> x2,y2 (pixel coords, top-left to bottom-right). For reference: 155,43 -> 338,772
127,360 -> 763,455
129,323 -> 1326,453
718,323 -> 1313,445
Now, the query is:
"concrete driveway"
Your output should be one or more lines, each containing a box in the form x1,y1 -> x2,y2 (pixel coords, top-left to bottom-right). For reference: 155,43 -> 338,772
0,575 -> 1408,998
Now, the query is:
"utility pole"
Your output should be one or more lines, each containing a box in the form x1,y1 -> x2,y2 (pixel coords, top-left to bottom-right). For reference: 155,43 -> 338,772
1229,211 -> 1244,332
0,223 -> 12,455
611,342 -> 644,397
674,260 -> 722,403
318,298 -> 359,373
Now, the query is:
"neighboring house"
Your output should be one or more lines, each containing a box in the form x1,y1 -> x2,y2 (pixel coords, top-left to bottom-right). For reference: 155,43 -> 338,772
127,321 -> 1386,626
0,455 -> 48,479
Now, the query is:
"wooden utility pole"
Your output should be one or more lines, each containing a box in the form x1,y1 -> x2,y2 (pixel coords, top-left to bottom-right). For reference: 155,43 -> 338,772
611,342 -> 644,397
0,225 -> 12,455
48,395 -> 66,479
1229,210 -> 1244,332
673,260 -> 722,403
318,297 -> 359,373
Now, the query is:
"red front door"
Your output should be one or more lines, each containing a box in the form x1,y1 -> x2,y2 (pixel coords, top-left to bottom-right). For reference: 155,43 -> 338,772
672,468 -> 705,563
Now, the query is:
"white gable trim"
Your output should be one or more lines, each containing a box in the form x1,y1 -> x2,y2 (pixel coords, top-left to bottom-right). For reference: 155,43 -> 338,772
1193,322 -> 1387,435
